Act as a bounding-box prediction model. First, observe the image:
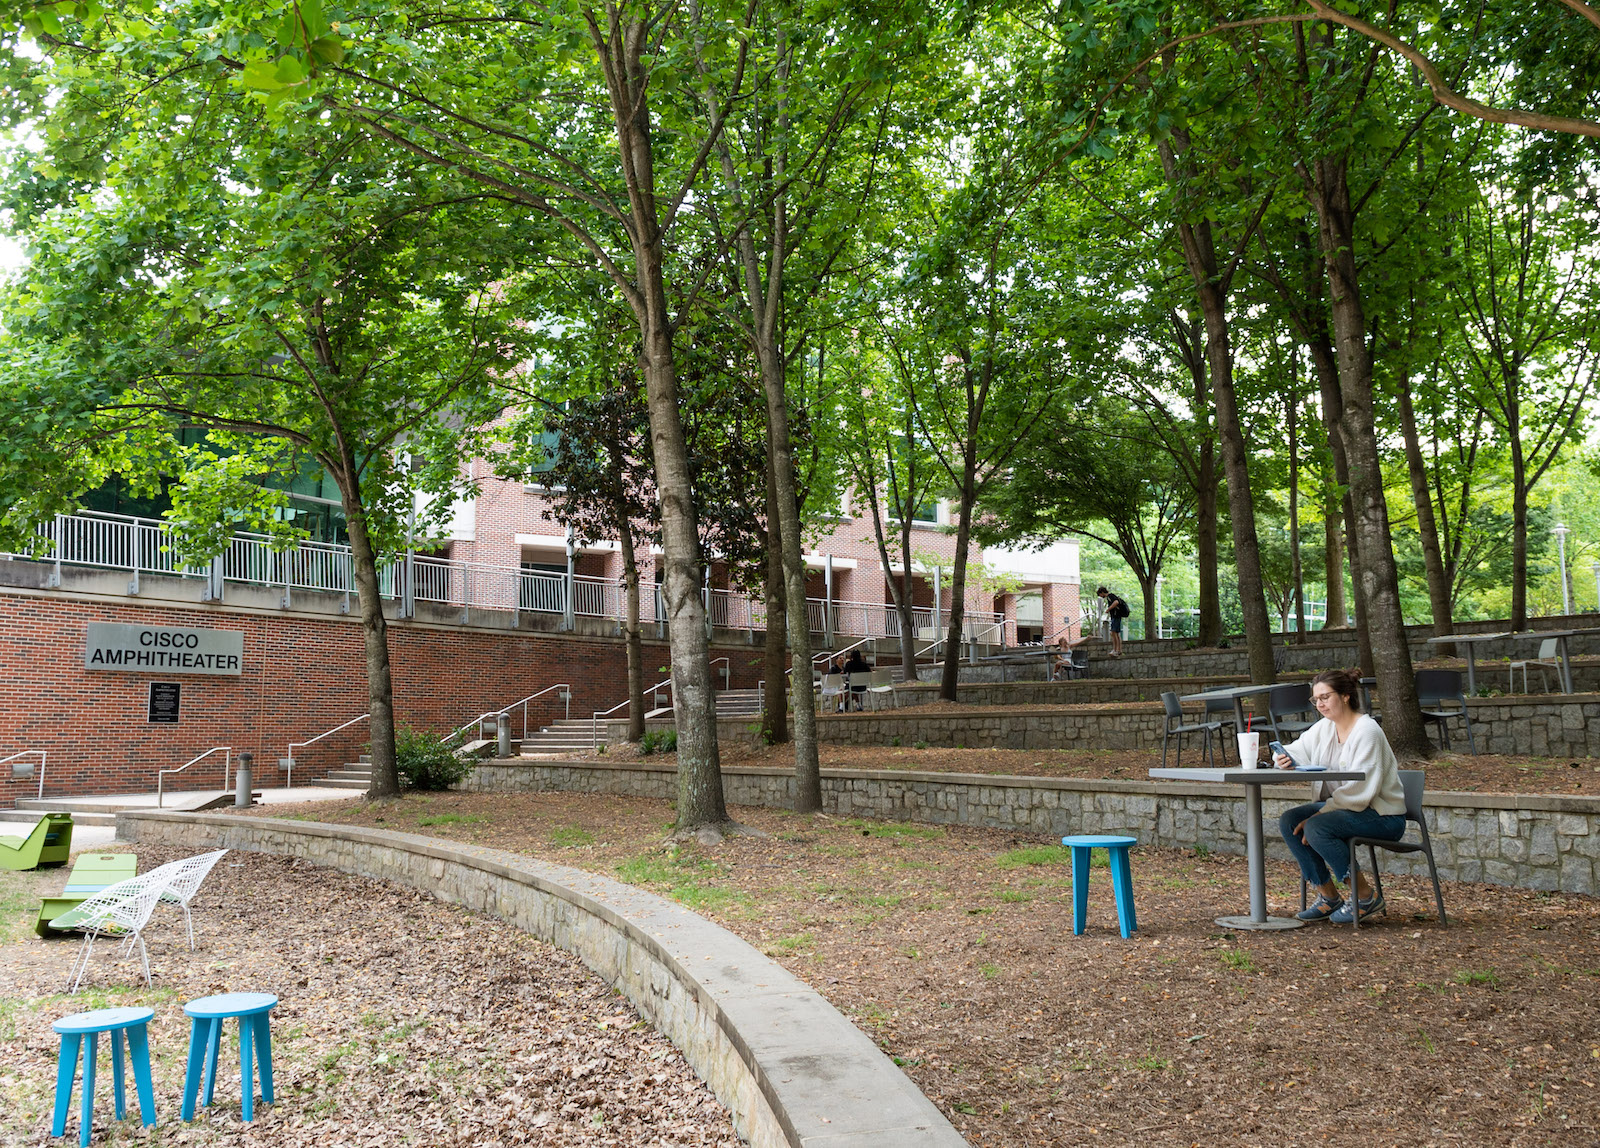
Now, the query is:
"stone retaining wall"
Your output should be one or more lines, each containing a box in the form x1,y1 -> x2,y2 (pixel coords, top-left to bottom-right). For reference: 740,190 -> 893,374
115,811 -> 966,1148
461,761 -> 1600,895
784,696 -> 1600,758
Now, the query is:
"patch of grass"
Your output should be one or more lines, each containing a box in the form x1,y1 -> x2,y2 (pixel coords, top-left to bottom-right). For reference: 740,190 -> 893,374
996,888 -> 1034,903
1193,843 -> 1212,859
856,892 -> 905,908
979,962 -> 1000,979
842,818 -> 944,841
1219,949 -> 1256,974
616,849 -> 751,913
1453,967 -> 1500,988
549,825 -> 596,847
1135,1055 -> 1171,1071
763,932 -> 815,957
417,812 -> 484,827
995,845 -> 1071,869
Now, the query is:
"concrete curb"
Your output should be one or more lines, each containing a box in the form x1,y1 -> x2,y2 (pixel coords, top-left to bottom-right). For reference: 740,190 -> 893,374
115,810 -> 967,1148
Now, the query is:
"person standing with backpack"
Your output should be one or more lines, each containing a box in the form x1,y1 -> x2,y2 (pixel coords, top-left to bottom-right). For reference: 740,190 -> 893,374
1097,586 -> 1131,657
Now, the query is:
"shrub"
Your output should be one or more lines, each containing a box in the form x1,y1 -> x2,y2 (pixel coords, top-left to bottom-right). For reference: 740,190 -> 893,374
395,727 -> 473,791
640,729 -> 679,755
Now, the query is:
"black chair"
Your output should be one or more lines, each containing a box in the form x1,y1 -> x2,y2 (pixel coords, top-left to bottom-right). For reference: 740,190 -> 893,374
1160,692 -> 1223,768
1266,683 -> 1317,741
1297,771 -> 1449,930
1203,695 -> 1239,763
1347,770 -> 1450,930
1416,669 -> 1476,754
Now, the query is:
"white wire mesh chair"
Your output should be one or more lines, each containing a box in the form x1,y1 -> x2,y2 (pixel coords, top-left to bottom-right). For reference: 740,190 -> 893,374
154,849 -> 229,951
49,871 -> 172,993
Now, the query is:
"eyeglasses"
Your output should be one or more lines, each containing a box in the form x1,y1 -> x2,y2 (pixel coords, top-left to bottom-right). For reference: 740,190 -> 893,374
1311,692 -> 1339,705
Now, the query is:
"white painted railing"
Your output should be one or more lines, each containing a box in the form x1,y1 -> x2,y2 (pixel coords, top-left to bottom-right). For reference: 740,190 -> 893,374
17,510 -> 1004,642
1,750 -> 47,799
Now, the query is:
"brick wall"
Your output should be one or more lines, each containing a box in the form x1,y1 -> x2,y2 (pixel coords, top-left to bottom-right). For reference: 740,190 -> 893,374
0,588 -> 764,806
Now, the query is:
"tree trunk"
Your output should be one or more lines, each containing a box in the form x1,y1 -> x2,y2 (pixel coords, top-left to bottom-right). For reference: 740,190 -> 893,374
345,501 -> 399,799
1508,406 -> 1529,631
1397,371 -> 1455,647
1289,392 -> 1306,642
1312,156 -> 1429,756
615,504 -> 646,742
1156,139 -> 1276,684
1307,340 -> 1350,633
1140,575 -> 1158,638
1178,311 -> 1223,647
761,450 -> 789,745
610,17 -> 726,829
1195,283 -> 1277,684
938,422 -> 981,700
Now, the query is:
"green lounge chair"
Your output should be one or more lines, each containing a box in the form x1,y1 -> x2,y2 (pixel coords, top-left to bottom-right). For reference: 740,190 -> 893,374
35,851 -> 138,938
0,813 -> 74,871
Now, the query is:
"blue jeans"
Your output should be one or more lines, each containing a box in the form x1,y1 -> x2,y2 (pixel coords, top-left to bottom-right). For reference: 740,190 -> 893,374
1279,801 -> 1406,888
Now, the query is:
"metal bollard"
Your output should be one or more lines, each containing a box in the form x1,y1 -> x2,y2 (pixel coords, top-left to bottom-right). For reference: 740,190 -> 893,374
235,752 -> 253,807
496,711 -> 511,758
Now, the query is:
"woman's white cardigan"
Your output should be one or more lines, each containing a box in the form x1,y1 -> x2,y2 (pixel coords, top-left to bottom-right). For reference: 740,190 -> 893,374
1283,714 -> 1407,816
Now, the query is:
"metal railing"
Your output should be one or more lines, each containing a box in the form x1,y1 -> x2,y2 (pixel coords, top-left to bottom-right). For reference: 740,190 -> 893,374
1,750 -> 47,799
592,677 -> 672,749
448,684 -> 574,746
17,510 -> 1009,642
157,746 -> 230,808
284,714 -> 370,789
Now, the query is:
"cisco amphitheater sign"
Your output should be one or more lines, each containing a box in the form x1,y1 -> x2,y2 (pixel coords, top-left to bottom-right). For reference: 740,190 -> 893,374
84,622 -> 245,676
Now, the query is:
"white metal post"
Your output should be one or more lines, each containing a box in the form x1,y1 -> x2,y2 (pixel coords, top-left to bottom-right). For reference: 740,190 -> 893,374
564,525 -> 576,632
824,555 -> 835,650
1156,575 -> 1164,639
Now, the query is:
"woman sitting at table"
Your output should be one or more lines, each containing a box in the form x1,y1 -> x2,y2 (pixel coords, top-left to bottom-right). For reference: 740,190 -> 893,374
1274,669 -> 1408,924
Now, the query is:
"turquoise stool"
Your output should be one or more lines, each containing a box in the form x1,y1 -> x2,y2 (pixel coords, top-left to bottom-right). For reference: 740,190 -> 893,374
1061,835 -> 1138,938
51,1007 -> 157,1146
181,992 -> 277,1122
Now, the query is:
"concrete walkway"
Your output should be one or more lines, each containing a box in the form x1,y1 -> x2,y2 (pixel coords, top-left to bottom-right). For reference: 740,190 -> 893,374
3,785 -> 358,849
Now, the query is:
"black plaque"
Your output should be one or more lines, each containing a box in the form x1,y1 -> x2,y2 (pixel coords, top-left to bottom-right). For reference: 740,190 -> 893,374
148,681 -> 181,724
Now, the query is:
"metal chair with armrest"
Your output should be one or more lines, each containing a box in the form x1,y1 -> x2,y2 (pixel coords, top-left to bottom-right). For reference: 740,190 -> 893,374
1416,668 -> 1477,754
1159,692 -> 1222,769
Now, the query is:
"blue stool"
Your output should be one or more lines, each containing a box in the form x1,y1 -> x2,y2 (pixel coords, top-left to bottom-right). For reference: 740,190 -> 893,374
51,1007 -> 157,1146
181,992 -> 278,1122
1061,835 -> 1138,938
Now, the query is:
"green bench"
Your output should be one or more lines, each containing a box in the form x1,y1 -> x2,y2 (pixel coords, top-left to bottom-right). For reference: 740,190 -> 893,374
0,813 -> 74,871
35,851 -> 139,938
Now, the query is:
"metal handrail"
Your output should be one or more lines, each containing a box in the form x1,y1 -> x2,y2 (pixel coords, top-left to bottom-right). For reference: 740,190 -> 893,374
447,683 -> 573,745
592,677 -> 672,749
709,657 -> 730,689
1,750 -> 47,800
285,714 -> 370,789
157,746 -> 230,808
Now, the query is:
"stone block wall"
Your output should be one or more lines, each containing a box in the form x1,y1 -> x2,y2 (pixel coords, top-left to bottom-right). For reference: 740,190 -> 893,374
116,811 -> 965,1148
461,761 -> 1600,895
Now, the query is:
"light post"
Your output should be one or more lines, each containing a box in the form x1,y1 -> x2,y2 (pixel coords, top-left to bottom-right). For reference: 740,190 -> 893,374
1593,562 -> 1600,615
1155,575 -> 1164,640
1553,523 -> 1572,615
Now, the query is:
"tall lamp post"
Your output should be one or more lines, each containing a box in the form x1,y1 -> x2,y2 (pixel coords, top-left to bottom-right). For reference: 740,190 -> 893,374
1155,574 -> 1163,640
1552,523 -> 1572,616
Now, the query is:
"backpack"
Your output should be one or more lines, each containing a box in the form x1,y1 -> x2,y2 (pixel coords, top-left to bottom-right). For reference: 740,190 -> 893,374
1110,597 -> 1130,619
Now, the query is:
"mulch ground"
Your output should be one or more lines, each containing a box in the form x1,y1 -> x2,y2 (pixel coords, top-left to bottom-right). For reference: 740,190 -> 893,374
240,786 -> 1600,1147
606,741 -> 1600,796
0,845 -> 739,1147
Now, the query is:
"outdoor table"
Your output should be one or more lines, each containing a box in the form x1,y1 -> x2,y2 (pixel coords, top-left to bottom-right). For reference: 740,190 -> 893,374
1503,628 -> 1600,695
1148,766 -> 1365,931
1425,632 -> 1511,695
1178,684 -> 1282,749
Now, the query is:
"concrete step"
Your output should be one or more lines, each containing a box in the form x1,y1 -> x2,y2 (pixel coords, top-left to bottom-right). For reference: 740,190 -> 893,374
325,769 -> 372,782
318,778 -> 371,790
0,807 -> 117,827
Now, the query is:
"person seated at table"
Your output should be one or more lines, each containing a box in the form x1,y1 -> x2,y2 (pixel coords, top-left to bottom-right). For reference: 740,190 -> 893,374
842,649 -> 871,711
1273,668 -> 1408,924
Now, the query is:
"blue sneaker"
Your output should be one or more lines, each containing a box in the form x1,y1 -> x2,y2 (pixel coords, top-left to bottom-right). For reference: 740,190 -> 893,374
1329,893 -> 1385,924
1295,894 -> 1344,922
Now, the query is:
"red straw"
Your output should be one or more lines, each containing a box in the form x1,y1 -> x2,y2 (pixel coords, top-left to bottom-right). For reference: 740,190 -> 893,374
1246,715 -> 1252,732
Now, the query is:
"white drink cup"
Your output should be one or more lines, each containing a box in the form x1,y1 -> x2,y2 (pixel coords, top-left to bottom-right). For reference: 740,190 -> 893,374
1236,732 -> 1260,768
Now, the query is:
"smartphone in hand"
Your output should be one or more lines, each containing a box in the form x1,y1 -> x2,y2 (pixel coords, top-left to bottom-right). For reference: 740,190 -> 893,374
1267,740 -> 1289,762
